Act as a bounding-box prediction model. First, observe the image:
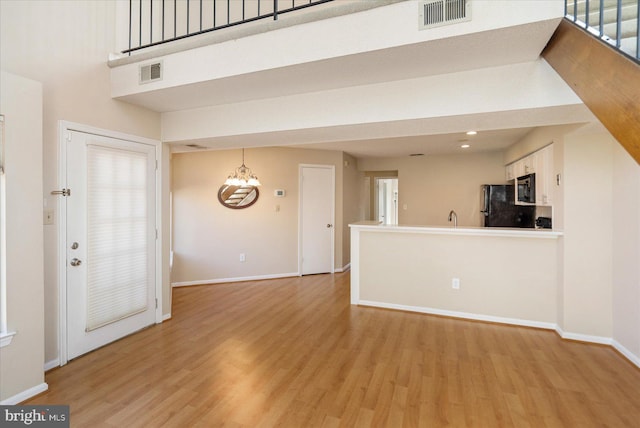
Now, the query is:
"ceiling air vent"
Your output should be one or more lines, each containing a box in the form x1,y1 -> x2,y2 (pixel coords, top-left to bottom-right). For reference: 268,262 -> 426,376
139,61 -> 162,84
419,0 -> 470,30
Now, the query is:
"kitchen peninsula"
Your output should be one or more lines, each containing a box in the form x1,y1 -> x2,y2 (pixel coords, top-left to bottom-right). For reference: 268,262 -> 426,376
350,222 -> 562,329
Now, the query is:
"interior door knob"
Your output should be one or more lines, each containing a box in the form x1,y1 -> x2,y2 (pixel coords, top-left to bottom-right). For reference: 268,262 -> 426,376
327,224 -> 332,228
70,258 -> 82,267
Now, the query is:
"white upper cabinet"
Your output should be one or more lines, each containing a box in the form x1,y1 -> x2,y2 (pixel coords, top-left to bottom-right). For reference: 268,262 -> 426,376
523,153 -> 536,176
506,143 -> 554,206
535,145 -> 554,206
505,163 -> 515,181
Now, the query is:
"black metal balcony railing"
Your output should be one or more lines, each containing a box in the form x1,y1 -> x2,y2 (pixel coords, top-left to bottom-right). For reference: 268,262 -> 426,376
124,0 -> 334,55
565,0 -> 639,62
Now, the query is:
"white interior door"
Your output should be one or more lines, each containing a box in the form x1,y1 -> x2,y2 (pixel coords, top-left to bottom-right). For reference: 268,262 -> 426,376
300,165 -> 334,275
66,130 -> 156,360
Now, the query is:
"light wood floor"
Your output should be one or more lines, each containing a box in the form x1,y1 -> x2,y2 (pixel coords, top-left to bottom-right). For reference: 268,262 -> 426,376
29,272 -> 640,427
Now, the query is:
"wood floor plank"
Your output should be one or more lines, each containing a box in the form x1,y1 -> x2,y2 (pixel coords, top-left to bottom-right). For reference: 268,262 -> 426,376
25,272 -> 640,427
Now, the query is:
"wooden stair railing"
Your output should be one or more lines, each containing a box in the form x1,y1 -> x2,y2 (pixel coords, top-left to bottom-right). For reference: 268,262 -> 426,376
542,19 -> 640,164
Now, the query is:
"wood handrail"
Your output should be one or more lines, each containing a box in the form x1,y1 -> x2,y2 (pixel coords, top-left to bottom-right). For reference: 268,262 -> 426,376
542,19 -> 640,164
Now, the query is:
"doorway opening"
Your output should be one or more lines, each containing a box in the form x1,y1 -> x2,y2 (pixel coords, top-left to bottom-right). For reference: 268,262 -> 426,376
375,178 -> 399,225
363,171 -> 398,225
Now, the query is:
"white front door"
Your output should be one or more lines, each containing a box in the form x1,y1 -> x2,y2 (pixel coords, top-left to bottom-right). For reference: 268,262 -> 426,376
300,165 -> 334,275
66,130 -> 157,360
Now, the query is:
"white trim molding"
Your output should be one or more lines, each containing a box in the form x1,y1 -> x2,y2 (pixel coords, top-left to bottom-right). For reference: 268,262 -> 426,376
612,340 -> 640,369
162,313 -> 172,321
357,300 -> 557,330
554,326 -> 613,345
0,330 -> 16,348
349,222 -> 563,239
0,382 -> 48,405
335,263 -> 351,273
172,272 -> 299,287
44,358 -> 60,372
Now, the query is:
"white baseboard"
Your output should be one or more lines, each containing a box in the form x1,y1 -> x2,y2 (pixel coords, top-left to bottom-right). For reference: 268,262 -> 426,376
0,382 -> 48,405
162,313 -> 172,321
612,340 -> 640,369
44,358 -> 60,372
172,272 -> 299,287
335,263 -> 351,273
554,326 -> 613,345
357,300 -> 557,330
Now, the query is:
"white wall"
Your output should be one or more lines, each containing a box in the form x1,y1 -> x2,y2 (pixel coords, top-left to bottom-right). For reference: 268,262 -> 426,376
0,71 -> 46,403
111,0 -> 564,99
0,1 -> 162,367
504,124 -> 583,165
341,153 -> 363,268
353,227 -> 558,326
171,147 -> 353,284
359,151 -> 507,227
562,128 -> 614,338
612,143 -> 640,361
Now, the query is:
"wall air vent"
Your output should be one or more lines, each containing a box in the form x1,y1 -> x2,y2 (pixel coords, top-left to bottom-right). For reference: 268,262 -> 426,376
419,0 -> 470,30
139,61 -> 162,84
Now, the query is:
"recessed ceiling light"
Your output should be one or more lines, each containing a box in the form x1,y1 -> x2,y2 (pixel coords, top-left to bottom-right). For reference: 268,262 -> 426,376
461,144 -> 470,149
466,131 -> 477,136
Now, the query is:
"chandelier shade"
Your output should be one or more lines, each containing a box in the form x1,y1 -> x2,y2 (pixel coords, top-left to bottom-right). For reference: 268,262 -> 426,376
224,148 -> 261,187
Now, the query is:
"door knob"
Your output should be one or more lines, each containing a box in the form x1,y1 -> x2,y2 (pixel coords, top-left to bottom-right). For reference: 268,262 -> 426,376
327,224 -> 332,228
70,258 -> 82,267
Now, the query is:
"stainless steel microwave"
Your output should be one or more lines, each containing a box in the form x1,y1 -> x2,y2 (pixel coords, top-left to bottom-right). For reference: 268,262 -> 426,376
517,173 -> 535,204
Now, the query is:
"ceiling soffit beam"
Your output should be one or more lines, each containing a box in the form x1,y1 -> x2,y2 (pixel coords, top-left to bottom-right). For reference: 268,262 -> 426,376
542,19 -> 640,165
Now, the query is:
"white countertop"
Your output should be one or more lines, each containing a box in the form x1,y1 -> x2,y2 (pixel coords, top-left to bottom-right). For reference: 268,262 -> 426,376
349,222 -> 563,238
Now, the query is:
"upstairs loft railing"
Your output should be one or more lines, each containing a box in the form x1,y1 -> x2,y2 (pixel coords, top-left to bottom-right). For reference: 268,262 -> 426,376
124,0 -> 334,55
564,0 -> 640,62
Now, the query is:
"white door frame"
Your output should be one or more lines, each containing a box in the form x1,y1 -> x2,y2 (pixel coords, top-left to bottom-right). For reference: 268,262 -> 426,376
298,164 -> 335,275
374,177 -> 399,225
57,120 -> 163,366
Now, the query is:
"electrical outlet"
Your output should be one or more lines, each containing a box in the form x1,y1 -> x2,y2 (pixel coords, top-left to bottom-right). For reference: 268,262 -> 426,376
452,278 -> 460,290
239,253 -> 246,262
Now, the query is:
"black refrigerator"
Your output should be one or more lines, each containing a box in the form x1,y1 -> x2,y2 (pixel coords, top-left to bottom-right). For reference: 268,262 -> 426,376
481,185 -> 535,228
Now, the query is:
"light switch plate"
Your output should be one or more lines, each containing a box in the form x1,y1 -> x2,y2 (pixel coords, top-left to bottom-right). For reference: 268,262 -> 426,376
44,209 -> 54,225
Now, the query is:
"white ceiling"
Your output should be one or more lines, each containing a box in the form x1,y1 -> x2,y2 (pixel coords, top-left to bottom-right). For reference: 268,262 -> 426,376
173,127 -> 535,158
285,127 -> 534,158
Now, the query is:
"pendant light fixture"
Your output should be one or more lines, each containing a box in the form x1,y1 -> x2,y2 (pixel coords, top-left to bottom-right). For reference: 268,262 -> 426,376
224,148 -> 261,187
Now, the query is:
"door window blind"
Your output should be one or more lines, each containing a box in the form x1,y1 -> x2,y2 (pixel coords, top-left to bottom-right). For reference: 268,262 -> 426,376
86,145 -> 148,331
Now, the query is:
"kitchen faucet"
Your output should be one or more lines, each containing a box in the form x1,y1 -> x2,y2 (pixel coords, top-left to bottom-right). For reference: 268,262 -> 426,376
448,210 -> 457,228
